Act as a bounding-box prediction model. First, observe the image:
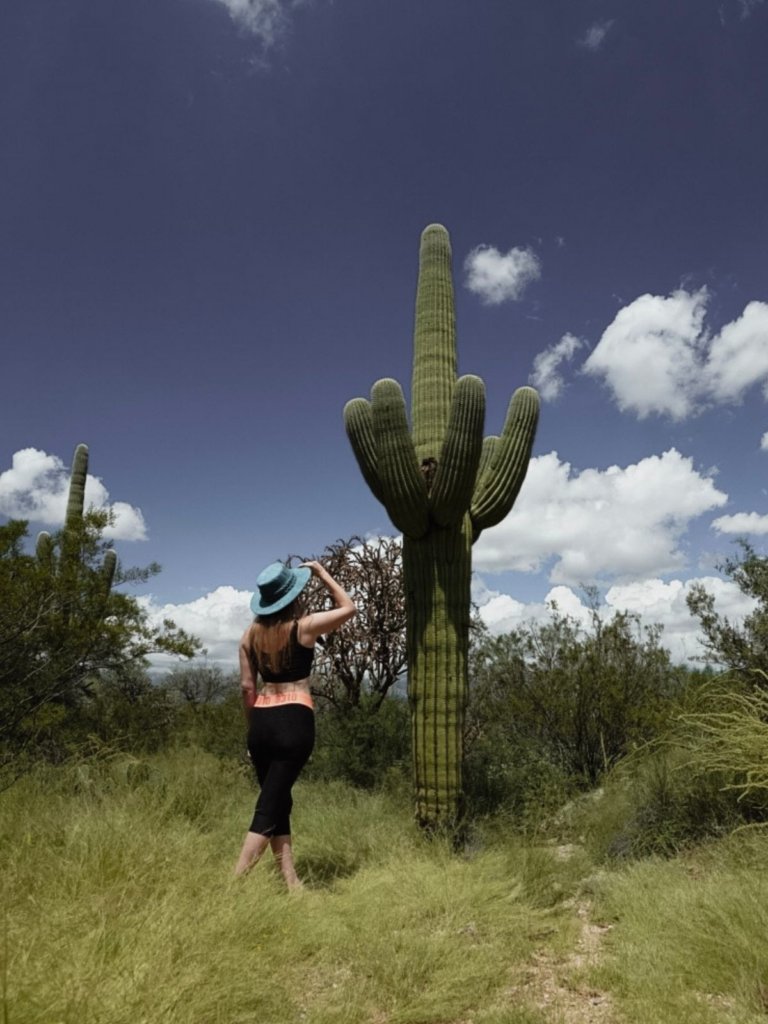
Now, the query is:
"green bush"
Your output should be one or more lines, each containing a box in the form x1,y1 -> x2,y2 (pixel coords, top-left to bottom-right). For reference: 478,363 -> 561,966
578,747 -> 749,861
306,693 -> 410,788
463,732 -> 573,826
467,601 -> 684,793
565,681 -> 768,860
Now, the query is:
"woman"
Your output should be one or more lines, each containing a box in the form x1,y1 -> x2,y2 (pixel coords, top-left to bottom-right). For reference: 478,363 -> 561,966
235,558 -> 356,884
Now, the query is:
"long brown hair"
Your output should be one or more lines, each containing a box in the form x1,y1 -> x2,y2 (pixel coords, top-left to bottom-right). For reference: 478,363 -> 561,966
248,596 -> 305,676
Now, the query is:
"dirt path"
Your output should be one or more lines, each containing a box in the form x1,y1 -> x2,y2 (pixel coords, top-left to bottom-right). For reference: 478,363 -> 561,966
512,896 -> 618,1024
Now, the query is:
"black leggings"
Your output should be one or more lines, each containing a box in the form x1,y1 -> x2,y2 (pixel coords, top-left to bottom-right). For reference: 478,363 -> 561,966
247,704 -> 315,837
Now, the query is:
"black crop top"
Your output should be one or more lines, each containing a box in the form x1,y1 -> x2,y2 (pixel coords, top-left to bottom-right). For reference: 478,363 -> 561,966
254,620 -> 315,683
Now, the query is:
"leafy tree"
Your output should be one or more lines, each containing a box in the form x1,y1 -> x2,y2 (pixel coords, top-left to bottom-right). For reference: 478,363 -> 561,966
292,535 -> 406,710
0,511 -> 200,777
70,664 -> 179,754
687,540 -> 768,680
163,664 -> 236,706
467,596 -> 682,790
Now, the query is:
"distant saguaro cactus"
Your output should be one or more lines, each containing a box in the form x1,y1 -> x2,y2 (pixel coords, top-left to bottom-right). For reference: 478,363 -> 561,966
344,224 -> 539,829
36,444 -> 117,610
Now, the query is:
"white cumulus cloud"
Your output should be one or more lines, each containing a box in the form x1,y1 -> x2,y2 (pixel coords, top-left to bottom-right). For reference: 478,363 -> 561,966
0,448 -> 147,541
578,20 -> 615,50
473,448 -> 727,584
583,289 -> 768,420
704,302 -> 768,402
464,244 -> 541,305
605,575 -> 756,663
583,289 -> 708,419
712,512 -> 768,535
529,333 -> 585,401
474,574 -> 756,664
140,585 -> 252,670
762,432 -> 768,451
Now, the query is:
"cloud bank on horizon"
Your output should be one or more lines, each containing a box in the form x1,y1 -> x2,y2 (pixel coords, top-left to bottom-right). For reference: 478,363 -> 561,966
472,573 -> 756,665
137,563 -> 757,670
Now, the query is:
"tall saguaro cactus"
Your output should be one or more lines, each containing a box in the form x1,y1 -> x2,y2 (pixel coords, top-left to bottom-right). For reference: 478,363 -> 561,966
36,444 -> 117,608
344,225 -> 539,829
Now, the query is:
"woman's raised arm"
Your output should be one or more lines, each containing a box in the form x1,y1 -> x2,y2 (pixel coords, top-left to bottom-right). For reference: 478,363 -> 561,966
297,561 -> 356,645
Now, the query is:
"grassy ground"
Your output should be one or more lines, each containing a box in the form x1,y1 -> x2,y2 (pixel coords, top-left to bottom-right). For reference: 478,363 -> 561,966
3,748 -> 768,1023
588,830 -> 768,1024
1,749 -> 572,1024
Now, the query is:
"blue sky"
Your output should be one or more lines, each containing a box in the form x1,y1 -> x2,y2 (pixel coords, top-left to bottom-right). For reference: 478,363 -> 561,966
2,0 -> 767,666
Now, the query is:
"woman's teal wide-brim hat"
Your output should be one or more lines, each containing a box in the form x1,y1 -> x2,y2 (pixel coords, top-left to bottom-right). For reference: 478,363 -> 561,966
250,561 -> 311,616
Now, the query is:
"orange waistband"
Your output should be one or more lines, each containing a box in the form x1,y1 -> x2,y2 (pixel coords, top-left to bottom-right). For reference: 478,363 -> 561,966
253,691 -> 314,710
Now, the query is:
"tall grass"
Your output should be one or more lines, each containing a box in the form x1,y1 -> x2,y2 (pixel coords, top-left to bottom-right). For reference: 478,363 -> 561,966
590,831 -> 768,1023
8,727 -> 768,1023
558,679 -> 768,1023
1,748 -> 568,1024
559,679 -> 768,862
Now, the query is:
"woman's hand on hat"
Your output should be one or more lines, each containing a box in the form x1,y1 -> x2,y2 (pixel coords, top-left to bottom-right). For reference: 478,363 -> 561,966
300,560 -> 324,577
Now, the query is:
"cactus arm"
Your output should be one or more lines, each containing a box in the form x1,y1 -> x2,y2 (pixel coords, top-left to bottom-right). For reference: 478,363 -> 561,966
470,386 -> 540,533
61,443 -> 89,568
37,444 -> 120,606
344,397 -> 385,505
429,375 -> 486,527
65,444 -> 89,530
101,549 -> 117,596
36,531 -> 54,568
411,224 -> 457,462
371,378 -> 429,539
475,435 -> 499,488
469,437 -> 499,542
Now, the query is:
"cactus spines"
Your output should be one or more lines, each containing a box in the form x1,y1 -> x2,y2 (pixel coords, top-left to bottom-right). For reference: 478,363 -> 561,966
344,224 -> 539,830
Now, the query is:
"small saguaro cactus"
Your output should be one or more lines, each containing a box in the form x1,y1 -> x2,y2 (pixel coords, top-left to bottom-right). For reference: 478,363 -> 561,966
36,444 -> 117,609
344,224 -> 539,829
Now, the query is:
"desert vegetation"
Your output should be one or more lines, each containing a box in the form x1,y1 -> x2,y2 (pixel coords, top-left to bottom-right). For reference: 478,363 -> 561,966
4,445 -> 768,1021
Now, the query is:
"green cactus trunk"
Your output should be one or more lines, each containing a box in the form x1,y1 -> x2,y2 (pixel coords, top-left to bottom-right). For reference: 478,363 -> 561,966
344,224 -> 539,830
404,519 -> 472,827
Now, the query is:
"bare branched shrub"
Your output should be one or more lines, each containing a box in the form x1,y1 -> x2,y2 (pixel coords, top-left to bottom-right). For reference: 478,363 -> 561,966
291,535 -> 406,709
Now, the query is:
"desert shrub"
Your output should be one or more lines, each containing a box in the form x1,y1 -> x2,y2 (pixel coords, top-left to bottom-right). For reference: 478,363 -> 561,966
463,600 -> 686,832
463,729 -> 573,826
306,692 -> 410,788
567,679 -> 768,860
687,540 -> 768,680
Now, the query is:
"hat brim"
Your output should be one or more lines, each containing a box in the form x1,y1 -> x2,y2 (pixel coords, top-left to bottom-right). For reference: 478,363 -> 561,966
250,566 -> 311,616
